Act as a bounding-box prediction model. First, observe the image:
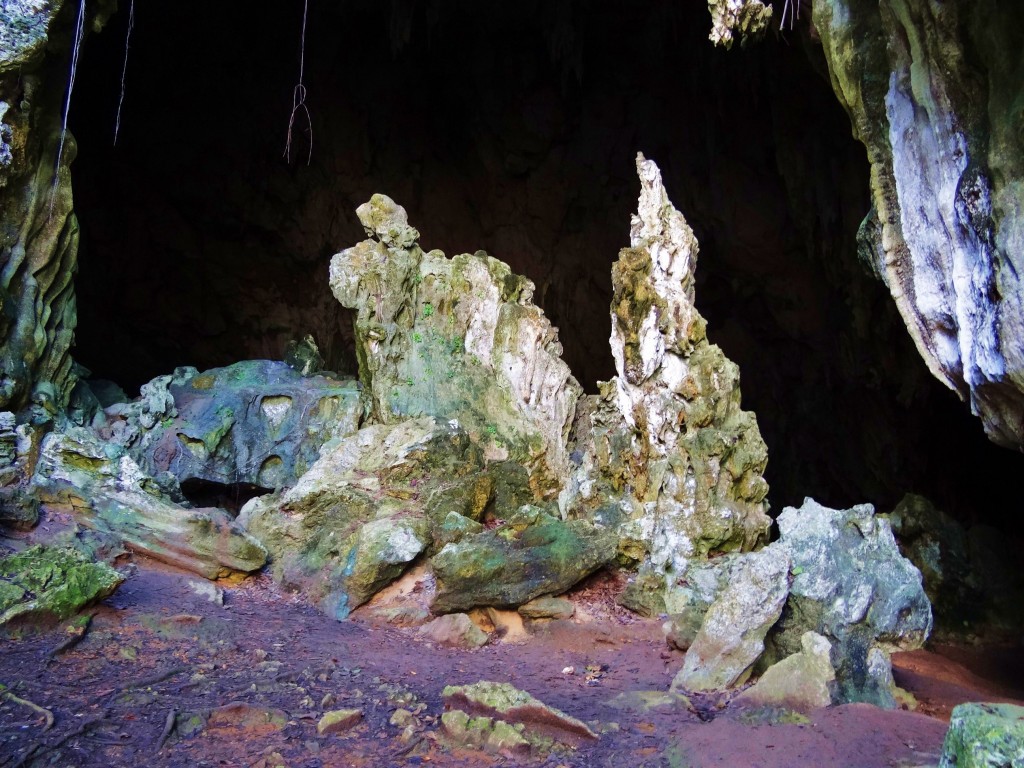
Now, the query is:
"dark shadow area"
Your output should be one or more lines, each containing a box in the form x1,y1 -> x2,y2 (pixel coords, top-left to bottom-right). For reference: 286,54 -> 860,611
67,0 -> 1023,524
179,478 -> 272,517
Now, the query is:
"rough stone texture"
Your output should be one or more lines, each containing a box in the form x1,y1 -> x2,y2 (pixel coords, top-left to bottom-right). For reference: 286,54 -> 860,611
707,0 -> 773,48
659,554 -> 745,650
566,155 -> 770,604
518,596 -> 575,621
33,428 -> 267,579
329,194 -> 581,495
239,417 -> 483,619
671,548 -> 790,692
736,632 -> 835,712
766,498 -> 932,707
0,0 -> 116,415
417,612 -> 489,649
123,360 -> 364,491
887,493 -> 981,631
440,710 -> 532,756
441,681 -> 598,744
0,411 -> 39,529
430,505 -> 617,614
815,0 -> 1024,449
0,544 -> 123,625
940,703 -> 1024,768
317,708 -> 363,735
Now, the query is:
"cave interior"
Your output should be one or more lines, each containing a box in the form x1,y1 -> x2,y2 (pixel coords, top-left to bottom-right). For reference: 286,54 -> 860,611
64,0 -> 1022,529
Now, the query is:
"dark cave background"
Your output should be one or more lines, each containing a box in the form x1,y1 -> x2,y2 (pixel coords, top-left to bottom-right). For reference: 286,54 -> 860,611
67,0 -> 1022,524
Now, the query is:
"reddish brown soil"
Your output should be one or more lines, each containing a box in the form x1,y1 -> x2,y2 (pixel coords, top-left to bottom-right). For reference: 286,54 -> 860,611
2,558 -> 1021,768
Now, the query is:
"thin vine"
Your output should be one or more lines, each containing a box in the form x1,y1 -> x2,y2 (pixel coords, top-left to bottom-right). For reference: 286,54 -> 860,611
50,0 -> 87,218
284,0 -> 312,165
113,0 -> 135,145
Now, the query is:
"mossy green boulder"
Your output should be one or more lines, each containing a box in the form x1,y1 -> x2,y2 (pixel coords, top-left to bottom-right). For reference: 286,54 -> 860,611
940,703 -> 1024,768
431,507 -> 616,613
0,545 -> 123,626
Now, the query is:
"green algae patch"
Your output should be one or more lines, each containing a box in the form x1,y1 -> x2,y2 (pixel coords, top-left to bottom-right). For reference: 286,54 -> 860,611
0,545 -> 124,626
442,681 -> 597,748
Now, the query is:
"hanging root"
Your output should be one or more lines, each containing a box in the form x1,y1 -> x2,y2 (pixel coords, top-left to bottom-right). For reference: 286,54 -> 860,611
114,0 -> 136,145
283,0 -> 313,164
154,708 -> 177,754
49,0 -> 87,219
2,687 -> 55,732
780,0 -> 800,30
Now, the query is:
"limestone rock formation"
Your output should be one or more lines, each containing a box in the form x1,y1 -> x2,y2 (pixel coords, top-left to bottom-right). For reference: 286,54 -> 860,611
815,0 -> 1024,450
431,505 -> 616,614
33,428 -> 267,579
0,544 -> 123,626
671,548 -> 790,692
735,632 -> 835,712
124,360 -> 364,491
707,0 -> 773,48
329,194 -> 581,495
239,417 -> 477,619
0,0 -> 116,415
766,498 -> 932,706
940,703 -> 1024,768
567,154 -> 770,597
417,613 -> 490,649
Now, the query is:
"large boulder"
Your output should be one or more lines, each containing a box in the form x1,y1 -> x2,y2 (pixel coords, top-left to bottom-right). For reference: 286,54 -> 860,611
735,632 -> 836,712
110,360 -> 364,491
430,505 -> 617,614
814,0 -> 1024,450
33,428 -> 267,579
0,545 -> 124,626
239,417 -> 489,619
329,194 -> 581,496
671,548 -> 790,692
566,155 -> 770,604
765,498 -> 932,706
940,703 -> 1024,768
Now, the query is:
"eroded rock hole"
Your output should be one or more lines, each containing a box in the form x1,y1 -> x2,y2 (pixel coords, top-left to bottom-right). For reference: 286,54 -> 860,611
65,0 -> 1023,527
179,478 -> 273,517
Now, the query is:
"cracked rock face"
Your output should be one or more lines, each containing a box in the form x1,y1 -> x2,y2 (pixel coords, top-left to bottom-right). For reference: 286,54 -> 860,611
815,0 -> 1024,450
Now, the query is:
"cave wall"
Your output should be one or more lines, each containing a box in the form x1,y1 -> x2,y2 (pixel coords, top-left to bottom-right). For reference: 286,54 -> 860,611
2,0 -> 1021,521
815,0 -> 1024,450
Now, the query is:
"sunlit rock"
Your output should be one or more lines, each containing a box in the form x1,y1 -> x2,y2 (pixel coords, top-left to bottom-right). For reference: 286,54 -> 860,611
329,194 -> 581,496
567,154 -> 770,603
736,632 -> 836,712
765,498 -> 932,707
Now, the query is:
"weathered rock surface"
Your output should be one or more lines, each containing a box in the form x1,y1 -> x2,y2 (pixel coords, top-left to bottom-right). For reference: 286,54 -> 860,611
766,498 -> 932,706
431,506 -> 617,614
442,681 -> 598,745
125,360 -> 363,491
672,548 -> 790,692
736,632 -> 835,712
0,545 -> 124,626
329,193 -> 581,495
518,596 -> 575,621
440,710 -> 531,756
240,417 -> 483,619
418,613 -> 489,649
0,411 -> 39,529
317,708 -> 363,735
940,702 -> 1024,768
659,554 -> 745,650
815,0 -> 1024,450
887,493 -> 981,631
566,155 -> 770,606
707,0 -> 773,48
33,428 -> 267,579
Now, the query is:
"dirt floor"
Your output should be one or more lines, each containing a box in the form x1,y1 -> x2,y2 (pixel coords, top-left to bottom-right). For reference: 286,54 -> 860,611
2,552 -> 1023,768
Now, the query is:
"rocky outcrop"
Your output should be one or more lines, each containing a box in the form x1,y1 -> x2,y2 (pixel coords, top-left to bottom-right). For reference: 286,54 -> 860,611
671,548 -> 790,692
566,155 -> 770,601
765,498 -> 932,707
940,703 -> 1024,768
431,506 -> 617,614
0,544 -> 123,626
122,360 -> 364,491
707,0 -> 773,48
33,428 -> 267,579
0,0 -> 115,416
815,0 -> 1024,449
329,194 -> 581,496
